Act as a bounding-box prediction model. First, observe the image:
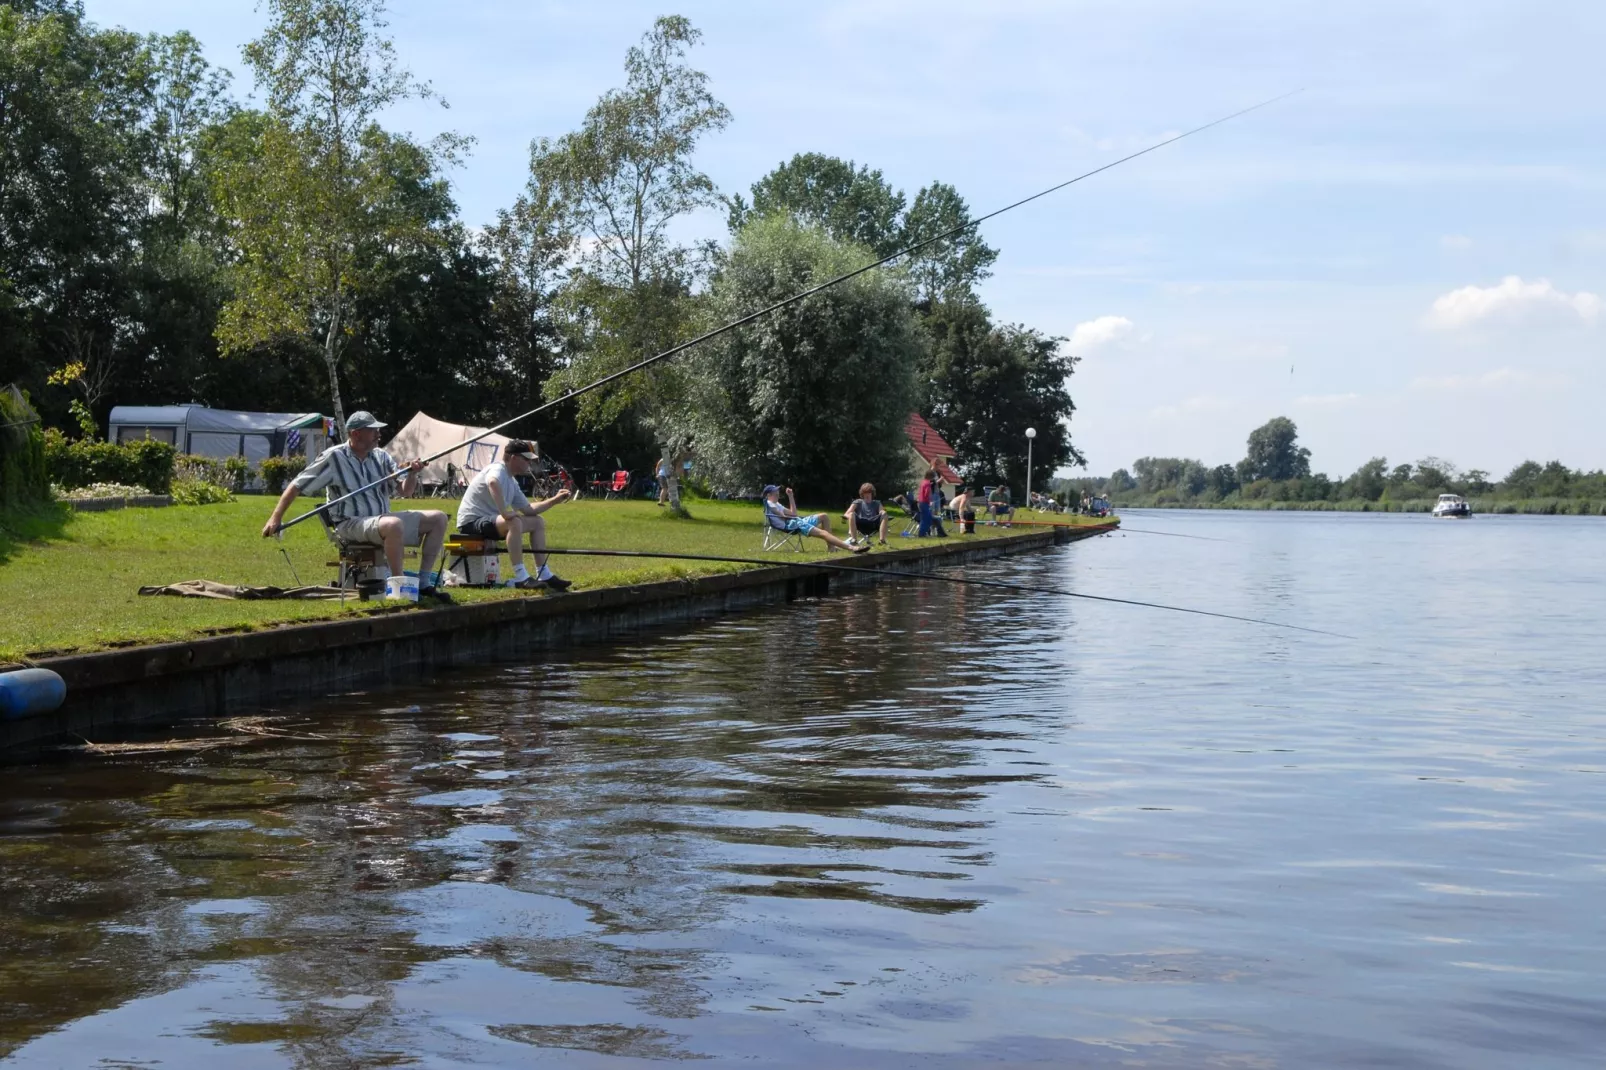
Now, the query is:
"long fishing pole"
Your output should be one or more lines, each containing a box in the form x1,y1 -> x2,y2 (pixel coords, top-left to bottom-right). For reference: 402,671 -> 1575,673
966,518 -> 1225,541
280,91 -> 1300,532
534,548 -> 1350,638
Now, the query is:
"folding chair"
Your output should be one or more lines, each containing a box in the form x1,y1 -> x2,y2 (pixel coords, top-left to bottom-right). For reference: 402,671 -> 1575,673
605,470 -> 630,500
316,506 -> 425,596
894,492 -> 921,537
316,508 -> 385,596
762,508 -> 805,551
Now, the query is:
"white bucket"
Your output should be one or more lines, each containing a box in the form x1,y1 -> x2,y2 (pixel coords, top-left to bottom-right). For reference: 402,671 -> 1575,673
384,574 -> 418,602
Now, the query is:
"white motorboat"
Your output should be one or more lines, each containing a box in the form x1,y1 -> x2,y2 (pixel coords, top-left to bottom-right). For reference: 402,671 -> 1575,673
1432,493 -> 1471,519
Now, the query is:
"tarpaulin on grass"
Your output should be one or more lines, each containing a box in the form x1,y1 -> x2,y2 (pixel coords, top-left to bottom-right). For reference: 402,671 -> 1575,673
138,580 -> 351,600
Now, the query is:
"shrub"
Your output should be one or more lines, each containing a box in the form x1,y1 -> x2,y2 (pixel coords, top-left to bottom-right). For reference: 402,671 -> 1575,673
223,454 -> 252,491
260,454 -> 306,495
1,385 -> 49,509
171,478 -> 234,506
44,432 -> 175,494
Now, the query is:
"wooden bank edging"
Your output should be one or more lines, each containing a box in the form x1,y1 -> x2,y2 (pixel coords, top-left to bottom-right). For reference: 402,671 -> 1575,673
4,523 -> 1113,754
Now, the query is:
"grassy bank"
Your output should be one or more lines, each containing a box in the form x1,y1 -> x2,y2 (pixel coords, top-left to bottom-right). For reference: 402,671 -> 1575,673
1115,498 -> 1606,515
0,497 -> 1103,662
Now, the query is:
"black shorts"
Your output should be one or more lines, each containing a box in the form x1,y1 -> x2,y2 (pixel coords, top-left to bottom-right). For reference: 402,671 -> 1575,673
458,516 -> 502,539
854,515 -> 881,536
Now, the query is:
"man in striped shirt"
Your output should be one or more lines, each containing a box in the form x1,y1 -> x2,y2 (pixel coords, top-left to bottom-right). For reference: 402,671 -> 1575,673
261,410 -> 451,602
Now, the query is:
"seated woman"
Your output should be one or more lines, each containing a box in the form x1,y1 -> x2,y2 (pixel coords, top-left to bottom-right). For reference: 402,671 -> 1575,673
764,485 -> 867,553
843,483 -> 888,546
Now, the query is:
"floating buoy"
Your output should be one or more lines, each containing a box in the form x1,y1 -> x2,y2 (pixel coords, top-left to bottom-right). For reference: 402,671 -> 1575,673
0,668 -> 66,719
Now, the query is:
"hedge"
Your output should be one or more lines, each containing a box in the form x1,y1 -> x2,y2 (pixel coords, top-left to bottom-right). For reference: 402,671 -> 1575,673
1,385 -> 49,509
44,431 -> 176,494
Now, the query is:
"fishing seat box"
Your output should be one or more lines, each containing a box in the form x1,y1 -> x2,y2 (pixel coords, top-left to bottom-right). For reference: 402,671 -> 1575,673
445,534 -> 504,587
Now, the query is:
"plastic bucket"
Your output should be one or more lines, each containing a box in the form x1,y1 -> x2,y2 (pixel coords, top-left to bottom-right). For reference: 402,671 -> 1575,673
384,574 -> 418,602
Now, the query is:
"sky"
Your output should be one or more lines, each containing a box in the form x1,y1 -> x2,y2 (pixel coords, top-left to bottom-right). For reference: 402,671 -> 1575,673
89,0 -> 1606,479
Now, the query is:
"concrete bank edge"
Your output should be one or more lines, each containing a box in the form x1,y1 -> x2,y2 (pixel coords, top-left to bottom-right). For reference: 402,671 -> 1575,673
4,524 -> 1112,754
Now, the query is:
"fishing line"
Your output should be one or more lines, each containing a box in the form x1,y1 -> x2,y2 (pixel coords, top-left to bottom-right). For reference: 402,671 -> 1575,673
276,536 -> 303,586
279,91 -> 1300,533
534,548 -> 1351,639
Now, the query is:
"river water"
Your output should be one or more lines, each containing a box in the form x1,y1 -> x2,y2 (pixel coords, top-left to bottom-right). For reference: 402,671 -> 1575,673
2,511 -> 1603,1068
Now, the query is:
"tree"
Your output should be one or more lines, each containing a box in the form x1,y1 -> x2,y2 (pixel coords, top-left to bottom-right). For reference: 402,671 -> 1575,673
900,181 -> 997,306
0,2 -> 157,425
480,152 -> 574,404
731,153 -> 904,257
145,30 -> 232,247
1413,456 -> 1458,492
1342,457 -> 1388,501
213,0 -> 460,429
1239,416 -> 1311,482
921,300 -> 1082,490
1501,460 -> 1541,498
1535,460 -> 1572,498
1206,463 -> 1239,499
540,15 -> 730,515
678,214 -> 920,503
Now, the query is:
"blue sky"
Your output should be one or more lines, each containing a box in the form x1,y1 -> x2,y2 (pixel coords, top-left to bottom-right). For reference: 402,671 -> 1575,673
92,1 -> 1605,478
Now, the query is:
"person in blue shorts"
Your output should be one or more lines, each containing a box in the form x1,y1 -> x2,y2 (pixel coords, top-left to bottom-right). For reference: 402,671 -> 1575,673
763,485 -> 866,553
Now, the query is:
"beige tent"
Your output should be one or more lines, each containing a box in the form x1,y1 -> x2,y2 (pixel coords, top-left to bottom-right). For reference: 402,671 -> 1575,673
383,412 -> 511,488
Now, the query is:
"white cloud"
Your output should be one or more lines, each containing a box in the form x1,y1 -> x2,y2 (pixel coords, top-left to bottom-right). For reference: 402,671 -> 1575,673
1440,234 -> 1473,251
1146,394 -> 1233,421
1409,367 -> 1566,392
1294,392 -> 1362,408
1426,276 -> 1602,330
1068,315 -> 1135,353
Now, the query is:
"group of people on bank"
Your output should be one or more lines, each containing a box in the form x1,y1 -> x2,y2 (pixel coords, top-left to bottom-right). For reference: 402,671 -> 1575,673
262,410 -> 1039,600
760,469 -> 1020,552
262,410 -> 574,600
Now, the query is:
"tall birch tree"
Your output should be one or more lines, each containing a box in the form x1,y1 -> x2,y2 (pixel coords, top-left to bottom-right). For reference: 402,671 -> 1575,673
541,15 -> 729,515
213,0 -> 461,429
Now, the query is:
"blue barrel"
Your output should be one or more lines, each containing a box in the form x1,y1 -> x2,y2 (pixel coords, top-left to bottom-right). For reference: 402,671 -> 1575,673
0,668 -> 66,719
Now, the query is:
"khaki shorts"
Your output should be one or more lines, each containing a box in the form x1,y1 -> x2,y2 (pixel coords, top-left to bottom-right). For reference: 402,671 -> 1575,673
335,511 -> 423,546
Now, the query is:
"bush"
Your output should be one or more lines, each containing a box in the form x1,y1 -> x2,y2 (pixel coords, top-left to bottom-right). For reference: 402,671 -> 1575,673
260,454 -> 306,495
171,478 -> 234,506
223,454 -> 252,492
1,385 -> 49,509
44,431 -> 175,494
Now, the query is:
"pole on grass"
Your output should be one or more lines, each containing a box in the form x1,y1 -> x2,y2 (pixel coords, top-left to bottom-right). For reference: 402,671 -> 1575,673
1025,427 -> 1036,511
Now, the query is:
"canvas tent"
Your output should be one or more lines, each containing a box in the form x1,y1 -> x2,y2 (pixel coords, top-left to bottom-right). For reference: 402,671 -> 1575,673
108,405 -> 328,463
382,412 -> 510,487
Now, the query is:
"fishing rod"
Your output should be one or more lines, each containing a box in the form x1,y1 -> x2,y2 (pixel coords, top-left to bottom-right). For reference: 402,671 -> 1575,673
959,518 -> 1225,541
534,548 -> 1350,638
279,91 -> 1300,533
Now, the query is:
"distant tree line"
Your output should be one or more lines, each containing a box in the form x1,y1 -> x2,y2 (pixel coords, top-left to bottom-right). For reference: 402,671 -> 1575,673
0,1 -> 1079,508
1060,416 -> 1606,515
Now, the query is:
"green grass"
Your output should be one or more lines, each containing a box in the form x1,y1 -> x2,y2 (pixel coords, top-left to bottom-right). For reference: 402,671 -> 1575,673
0,496 -> 1103,662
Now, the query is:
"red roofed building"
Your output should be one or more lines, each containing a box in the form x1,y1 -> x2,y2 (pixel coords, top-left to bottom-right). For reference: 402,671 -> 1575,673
905,413 -> 962,497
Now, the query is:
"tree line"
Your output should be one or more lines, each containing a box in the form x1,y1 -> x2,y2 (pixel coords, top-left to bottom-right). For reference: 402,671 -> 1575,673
0,1 -> 1080,508
1061,416 -> 1606,514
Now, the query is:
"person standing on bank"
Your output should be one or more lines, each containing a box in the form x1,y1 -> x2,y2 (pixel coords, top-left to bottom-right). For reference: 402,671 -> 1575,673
262,410 -> 453,602
457,440 -> 573,590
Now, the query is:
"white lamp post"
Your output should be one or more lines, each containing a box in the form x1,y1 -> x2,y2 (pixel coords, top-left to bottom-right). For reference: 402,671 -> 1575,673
1025,427 -> 1037,510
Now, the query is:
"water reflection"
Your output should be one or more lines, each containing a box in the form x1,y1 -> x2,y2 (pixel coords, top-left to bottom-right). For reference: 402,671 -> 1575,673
1,573 -> 1049,1066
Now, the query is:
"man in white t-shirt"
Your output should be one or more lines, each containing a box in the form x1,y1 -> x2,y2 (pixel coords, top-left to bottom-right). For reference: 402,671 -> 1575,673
456,440 -> 574,590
